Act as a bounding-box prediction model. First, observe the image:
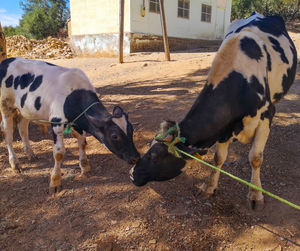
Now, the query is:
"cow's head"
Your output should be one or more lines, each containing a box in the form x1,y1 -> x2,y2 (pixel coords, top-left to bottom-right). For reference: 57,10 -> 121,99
130,121 -> 207,186
87,106 -> 140,164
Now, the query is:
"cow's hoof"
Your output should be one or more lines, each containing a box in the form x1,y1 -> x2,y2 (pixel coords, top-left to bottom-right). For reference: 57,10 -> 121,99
49,185 -> 62,194
199,183 -> 215,199
247,198 -> 264,211
11,164 -> 22,174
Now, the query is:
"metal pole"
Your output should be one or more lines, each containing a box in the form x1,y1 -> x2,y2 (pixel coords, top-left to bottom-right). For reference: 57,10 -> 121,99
119,0 -> 125,63
159,0 -> 170,61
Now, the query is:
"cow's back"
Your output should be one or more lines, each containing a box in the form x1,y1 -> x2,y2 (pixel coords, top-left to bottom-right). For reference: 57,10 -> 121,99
223,13 -> 297,103
0,58 -> 95,120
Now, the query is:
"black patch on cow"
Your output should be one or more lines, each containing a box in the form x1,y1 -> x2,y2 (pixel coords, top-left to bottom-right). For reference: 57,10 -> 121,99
268,36 -> 289,64
29,75 -> 43,92
263,45 -> 272,71
50,118 -> 62,144
235,15 -> 287,38
13,73 -> 35,89
250,75 -> 264,95
5,75 -> 14,88
260,104 -> 275,127
64,89 -> 107,135
180,71 -> 264,148
52,130 -> 57,144
20,93 -> 28,108
34,96 -> 42,111
224,31 -> 233,39
240,37 -> 263,61
273,45 -> 297,102
0,57 -> 16,86
20,73 -> 35,89
51,117 -> 62,127
273,92 -> 284,101
264,77 -> 271,103
45,62 -> 56,66
13,76 -> 20,89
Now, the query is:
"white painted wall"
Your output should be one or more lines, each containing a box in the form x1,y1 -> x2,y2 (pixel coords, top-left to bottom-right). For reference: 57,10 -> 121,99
70,0 -> 131,35
130,0 -> 232,40
70,0 -> 232,39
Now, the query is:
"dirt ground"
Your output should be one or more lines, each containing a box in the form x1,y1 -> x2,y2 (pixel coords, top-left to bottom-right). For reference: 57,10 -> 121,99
0,31 -> 300,251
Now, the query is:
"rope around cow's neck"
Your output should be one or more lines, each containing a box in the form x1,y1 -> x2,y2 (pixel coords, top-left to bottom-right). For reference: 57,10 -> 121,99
154,123 -> 186,158
156,123 -> 300,210
32,101 -> 100,135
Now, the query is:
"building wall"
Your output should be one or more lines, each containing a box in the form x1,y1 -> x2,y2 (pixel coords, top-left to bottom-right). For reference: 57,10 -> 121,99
70,0 -> 131,35
70,0 -> 132,55
130,0 -> 232,40
69,0 -> 232,55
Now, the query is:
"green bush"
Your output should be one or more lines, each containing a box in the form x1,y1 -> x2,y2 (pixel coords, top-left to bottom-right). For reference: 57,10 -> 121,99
231,0 -> 300,21
4,0 -> 69,40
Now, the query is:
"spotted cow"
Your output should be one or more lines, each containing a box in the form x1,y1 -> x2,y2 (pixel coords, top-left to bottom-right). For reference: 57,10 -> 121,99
0,57 -> 140,192
130,13 -> 297,210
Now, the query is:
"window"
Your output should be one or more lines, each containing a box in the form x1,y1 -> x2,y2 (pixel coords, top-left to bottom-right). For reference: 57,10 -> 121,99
149,0 -> 160,13
201,4 -> 212,23
178,0 -> 190,19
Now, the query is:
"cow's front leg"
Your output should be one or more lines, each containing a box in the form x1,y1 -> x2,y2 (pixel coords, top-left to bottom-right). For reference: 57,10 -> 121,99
71,130 -> 91,174
1,112 -> 21,173
200,142 -> 229,197
50,127 -> 65,193
248,118 -> 270,210
17,116 -> 35,160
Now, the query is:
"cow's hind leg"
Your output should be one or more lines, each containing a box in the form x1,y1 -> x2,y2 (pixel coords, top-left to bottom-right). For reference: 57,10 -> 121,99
200,142 -> 229,197
71,130 -> 91,175
50,126 -> 65,193
1,112 -> 21,173
248,118 -> 270,211
17,116 -> 35,160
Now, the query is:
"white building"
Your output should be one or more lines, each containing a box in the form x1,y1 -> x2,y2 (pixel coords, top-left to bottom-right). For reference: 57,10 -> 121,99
70,0 -> 232,55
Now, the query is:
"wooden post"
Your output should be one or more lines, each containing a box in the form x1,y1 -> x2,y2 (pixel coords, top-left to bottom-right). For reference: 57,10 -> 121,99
159,0 -> 170,61
0,22 -> 7,62
119,0 -> 125,63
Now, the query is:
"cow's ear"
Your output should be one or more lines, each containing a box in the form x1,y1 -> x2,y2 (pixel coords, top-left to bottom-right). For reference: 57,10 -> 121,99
113,106 -> 124,118
177,143 -> 207,160
158,120 -> 176,143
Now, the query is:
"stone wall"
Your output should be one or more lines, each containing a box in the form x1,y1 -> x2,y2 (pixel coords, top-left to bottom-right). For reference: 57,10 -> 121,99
69,32 -> 221,56
130,33 -> 222,52
70,33 -> 131,56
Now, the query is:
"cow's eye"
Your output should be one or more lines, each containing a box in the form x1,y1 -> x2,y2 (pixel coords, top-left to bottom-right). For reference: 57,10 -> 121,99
111,133 -> 120,141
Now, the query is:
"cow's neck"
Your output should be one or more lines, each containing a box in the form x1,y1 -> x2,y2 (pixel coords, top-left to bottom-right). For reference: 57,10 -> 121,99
64,89 -> 110,134
179,82 -> 243,149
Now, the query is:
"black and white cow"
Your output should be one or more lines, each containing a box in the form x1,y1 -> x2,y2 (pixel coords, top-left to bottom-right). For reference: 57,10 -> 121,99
0,57 -> 140,192
130,13 -> 297,210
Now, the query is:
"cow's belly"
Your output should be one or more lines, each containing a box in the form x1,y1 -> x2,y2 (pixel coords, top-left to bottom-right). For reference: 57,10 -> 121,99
14,94 -> 59,121
235,114 -> 261,144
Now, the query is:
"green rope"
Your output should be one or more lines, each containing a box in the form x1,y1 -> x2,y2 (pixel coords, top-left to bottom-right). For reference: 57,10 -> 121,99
32,102 -> 100,135
154,123 -> 186,158
154,123 -> 300,210
175,147 -> 300,211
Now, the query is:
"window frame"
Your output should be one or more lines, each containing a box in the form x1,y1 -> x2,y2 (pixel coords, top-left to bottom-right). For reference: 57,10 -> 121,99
177,0 -> 190,19
149,0 -> 160,14
201,4 -> 212,23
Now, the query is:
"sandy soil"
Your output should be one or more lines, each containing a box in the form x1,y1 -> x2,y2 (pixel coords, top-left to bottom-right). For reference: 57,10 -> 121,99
0,32 -> 300,251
